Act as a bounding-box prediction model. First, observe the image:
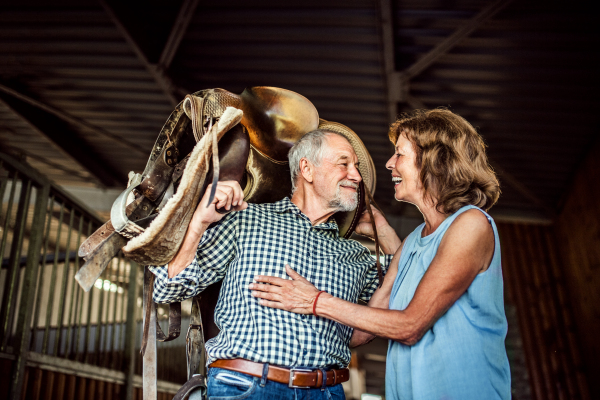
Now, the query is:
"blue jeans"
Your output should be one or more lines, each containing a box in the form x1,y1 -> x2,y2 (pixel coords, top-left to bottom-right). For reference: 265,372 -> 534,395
207,367 -> 346,400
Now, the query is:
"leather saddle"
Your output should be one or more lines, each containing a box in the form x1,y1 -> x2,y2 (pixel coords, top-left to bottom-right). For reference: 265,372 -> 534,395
76,86 -> 375,291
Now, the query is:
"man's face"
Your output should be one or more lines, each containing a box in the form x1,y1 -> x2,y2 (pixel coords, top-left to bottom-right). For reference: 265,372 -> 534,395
313,134 -> 362,212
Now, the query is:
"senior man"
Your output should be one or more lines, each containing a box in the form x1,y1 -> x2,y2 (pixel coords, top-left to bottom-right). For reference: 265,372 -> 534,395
150,129 -> 401,399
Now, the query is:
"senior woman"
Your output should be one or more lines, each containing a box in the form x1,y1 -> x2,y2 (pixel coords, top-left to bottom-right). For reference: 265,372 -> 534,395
249,108 -> 510,400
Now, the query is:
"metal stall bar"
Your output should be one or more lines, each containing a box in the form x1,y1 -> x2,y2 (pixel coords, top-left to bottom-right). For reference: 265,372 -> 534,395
94,257 -> 108,366
117,258 -> 129,371
76,219 -> 94,363
30,195 -> 55,351
8,181 -> 50,400
104,257 -> 118,369
0,177 -> 32,350
110,256 -> 124,370
0,171 -> 19,266
53,206 -> 75,357
65,212 -> 85,359
42,200 -> 65,354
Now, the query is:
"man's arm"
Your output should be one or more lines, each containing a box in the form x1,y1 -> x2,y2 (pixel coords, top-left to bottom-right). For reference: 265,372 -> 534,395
168,181 -> 247,278
150,181 -> 247,303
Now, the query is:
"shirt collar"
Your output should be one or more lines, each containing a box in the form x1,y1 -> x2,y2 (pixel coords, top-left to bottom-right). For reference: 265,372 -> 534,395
270,198 -> 340,232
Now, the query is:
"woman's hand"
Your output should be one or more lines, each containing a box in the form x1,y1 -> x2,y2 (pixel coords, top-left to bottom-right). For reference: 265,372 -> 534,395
249,265 -> 320,314
354,206 -> 402,255
354,205 -> 388,239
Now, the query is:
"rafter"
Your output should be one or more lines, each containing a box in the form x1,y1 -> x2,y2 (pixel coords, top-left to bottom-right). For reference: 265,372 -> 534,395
0,83 -> 145,155
490,161 -> 555,218
380,0 -> 515,118
1,143 -> 97,184
99,0 -> 186,107
403,0 -> 515,81
158,0 -> 200,70
0,93 -> 122,187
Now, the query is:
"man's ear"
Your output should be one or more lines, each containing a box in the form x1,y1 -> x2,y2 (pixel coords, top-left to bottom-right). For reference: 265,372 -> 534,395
299,158 -> 314,183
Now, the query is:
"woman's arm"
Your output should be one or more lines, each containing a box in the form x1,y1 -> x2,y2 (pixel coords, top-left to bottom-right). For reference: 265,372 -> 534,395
349,241 -> 403,347
250,209 -> 494,345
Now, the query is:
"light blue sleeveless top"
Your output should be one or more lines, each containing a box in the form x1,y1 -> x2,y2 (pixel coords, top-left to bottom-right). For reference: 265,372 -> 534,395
386,205 -> 510,400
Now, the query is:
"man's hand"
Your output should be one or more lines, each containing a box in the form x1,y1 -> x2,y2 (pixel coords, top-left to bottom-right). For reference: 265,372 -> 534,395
354,206 -> 402,254
189,181 -> 248,233
249,265 -> 320,314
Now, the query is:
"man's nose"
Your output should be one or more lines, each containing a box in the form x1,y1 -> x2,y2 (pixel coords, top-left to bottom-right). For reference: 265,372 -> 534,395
348,163 -> 362,182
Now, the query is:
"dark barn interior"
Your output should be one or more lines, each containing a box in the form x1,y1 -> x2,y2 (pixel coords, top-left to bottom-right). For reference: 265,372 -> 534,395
1,0 -> 599,399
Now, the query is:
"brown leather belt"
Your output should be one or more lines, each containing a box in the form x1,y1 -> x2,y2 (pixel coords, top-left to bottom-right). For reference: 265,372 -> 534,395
209,359 -> 349,388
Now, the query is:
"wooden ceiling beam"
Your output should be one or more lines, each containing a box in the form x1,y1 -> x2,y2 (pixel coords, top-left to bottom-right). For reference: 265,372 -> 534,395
0,83 -> 145,155
377,0 -> 427,119
402,0 -> 515,81
376,0 -> 399,123
99,0 -> 185,107
0,93 -> 122,188
490,161 -> 556,219
158,0 -> 201,70
379,0 -> 515,118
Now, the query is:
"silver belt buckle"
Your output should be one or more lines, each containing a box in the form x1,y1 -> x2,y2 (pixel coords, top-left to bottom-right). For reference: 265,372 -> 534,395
288,367 -> 313,388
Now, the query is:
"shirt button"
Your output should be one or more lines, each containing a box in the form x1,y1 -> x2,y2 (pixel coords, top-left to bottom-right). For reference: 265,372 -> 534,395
303,349 -> 308,354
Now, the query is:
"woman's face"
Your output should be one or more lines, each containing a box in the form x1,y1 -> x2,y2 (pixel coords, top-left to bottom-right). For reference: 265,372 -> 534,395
385,133 -> 424,205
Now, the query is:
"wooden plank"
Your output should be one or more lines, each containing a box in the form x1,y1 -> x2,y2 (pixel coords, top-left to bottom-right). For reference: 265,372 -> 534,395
86,378 -> 97,400
42,370 -> 55,400
76,377 -> 87,400
28,368 -> 43,400
65,375 -> 77,400
54,373 -> 66,400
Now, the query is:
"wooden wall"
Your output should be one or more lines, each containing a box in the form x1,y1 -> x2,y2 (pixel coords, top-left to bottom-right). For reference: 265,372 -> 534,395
497,141 -> 600,400
498,223 -> 589,400
0,358 -> 177,400
553,142 -> 600,399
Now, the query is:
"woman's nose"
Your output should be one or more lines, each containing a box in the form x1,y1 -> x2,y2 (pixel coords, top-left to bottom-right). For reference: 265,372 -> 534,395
386,154 -> 395,170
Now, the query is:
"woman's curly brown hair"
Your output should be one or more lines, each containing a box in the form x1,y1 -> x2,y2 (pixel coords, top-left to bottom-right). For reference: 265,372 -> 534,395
389,108 -> 500,214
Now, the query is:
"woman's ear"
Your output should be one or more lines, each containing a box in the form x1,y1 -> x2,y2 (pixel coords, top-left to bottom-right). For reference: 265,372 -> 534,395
299,158 -> 314,183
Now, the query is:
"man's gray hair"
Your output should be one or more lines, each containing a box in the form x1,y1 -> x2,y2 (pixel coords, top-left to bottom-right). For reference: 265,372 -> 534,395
288,129 -> 344,193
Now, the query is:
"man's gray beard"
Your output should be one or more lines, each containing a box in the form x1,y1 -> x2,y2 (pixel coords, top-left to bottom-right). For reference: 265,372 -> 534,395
329,181 -> 358,212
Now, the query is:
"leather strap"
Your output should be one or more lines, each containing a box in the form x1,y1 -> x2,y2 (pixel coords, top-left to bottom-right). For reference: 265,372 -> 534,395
141,270 -> 182,356
209,359 -> 349,388
364,184 -> 385,288
187,295 -> 206,380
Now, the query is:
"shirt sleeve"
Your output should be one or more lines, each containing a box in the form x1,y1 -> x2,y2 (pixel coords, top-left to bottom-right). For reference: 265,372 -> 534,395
149,211 -> 239,303
358,253 -> 394,302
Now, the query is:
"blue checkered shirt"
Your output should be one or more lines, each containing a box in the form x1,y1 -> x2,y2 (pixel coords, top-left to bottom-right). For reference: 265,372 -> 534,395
150,198 -> 390,368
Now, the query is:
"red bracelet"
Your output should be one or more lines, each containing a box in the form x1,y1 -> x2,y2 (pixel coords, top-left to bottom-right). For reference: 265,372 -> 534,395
312,291 -> 326,316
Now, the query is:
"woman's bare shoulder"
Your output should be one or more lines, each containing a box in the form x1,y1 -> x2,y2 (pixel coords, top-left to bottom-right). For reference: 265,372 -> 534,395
440,209 -> 494,254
